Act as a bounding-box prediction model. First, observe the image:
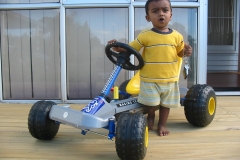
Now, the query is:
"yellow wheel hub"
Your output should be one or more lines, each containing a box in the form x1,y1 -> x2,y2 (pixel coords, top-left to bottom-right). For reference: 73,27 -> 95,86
208,97 -> 215,115
145,126 -> 149,148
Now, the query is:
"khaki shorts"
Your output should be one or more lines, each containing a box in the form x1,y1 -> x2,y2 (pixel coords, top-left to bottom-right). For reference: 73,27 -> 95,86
137,81 -> 180,108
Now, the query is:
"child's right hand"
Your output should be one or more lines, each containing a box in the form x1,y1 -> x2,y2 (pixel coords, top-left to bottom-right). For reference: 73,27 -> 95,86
108,39 -> 118,44
107,39 -> 127,53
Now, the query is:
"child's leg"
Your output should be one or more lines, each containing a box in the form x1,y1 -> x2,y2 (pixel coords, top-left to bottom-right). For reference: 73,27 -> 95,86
147,106 -> 158,131
158,106 -> 170,136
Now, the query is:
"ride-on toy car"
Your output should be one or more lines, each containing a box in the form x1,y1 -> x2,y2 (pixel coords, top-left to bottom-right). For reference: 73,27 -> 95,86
28,42 -> 216,160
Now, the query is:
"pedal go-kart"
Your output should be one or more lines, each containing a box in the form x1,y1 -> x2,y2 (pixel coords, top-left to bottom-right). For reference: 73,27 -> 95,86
28,42 -> 216,160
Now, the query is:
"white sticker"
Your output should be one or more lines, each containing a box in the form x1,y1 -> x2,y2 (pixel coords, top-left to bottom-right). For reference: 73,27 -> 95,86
63,112 -> 68,118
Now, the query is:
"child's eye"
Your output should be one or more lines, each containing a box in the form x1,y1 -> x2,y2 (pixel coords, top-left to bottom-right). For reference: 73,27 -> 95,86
152,10 -> 157,13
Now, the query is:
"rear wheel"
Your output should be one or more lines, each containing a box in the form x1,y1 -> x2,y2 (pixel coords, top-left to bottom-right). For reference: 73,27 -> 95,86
184,84 -> 216,127
115,112 -> 148,160
28,101 -> 60,140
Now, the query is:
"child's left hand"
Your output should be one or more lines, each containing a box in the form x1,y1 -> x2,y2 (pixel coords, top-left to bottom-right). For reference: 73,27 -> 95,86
184,43 -> 192,57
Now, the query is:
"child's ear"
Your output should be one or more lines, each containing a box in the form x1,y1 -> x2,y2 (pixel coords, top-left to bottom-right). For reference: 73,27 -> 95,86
145,15 -> 151,22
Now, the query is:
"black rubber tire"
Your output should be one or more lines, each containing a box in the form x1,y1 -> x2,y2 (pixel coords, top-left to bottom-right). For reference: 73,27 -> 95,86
28,101 -> 60,140
119,80 -> 130,100
115,112 -> 148,160
184,84 -> 216,127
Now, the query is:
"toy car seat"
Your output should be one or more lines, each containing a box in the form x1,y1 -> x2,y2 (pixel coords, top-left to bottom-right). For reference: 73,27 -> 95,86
126,56 -> 184,96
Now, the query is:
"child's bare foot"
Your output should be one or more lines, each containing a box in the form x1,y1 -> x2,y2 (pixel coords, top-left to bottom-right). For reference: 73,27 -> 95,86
157,124 -> 169,136
147,106 -> 157,131
147,114 -> 155,131
157,106 -> 170,136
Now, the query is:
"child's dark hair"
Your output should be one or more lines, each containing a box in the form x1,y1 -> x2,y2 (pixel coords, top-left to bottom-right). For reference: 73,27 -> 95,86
145,0 -> 172,15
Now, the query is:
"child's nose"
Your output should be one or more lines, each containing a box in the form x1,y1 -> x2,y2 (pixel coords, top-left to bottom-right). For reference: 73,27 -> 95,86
159,11 -> 164,16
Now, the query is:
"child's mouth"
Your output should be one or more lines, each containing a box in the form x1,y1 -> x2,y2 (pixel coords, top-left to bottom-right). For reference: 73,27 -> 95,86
159,18 -> 164,22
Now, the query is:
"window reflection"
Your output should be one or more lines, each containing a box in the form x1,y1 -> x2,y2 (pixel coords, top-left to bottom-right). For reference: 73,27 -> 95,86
208,0 -> 234,45
0,0 -> 59,3
0,10 -> 60,100
66,8 -> 128,99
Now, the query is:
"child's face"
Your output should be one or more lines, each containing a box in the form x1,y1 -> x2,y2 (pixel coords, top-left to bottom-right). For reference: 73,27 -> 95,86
145,0 -> 172,32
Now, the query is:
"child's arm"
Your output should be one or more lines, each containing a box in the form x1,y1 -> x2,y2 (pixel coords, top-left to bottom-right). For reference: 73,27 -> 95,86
178,43 -> 192,57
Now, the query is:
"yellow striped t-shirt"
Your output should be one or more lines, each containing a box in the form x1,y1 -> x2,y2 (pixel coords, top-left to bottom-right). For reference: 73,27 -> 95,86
129,28 -> 184,83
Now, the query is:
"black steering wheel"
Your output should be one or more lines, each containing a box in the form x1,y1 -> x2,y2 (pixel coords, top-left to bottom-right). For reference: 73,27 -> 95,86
105,42 -> 144,70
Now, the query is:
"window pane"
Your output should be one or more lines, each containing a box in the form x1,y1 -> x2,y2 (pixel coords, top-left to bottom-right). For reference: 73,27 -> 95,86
0,10 -> 61,100
66,8 -> 128,99
135,8 -> 198,88
208,0 -> 234,45
0,0 -> 59,3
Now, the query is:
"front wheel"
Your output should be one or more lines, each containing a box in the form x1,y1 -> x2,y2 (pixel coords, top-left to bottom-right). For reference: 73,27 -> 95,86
115,112 -> 148,160
28,101 -> 60,140
184,84 -> 216,127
